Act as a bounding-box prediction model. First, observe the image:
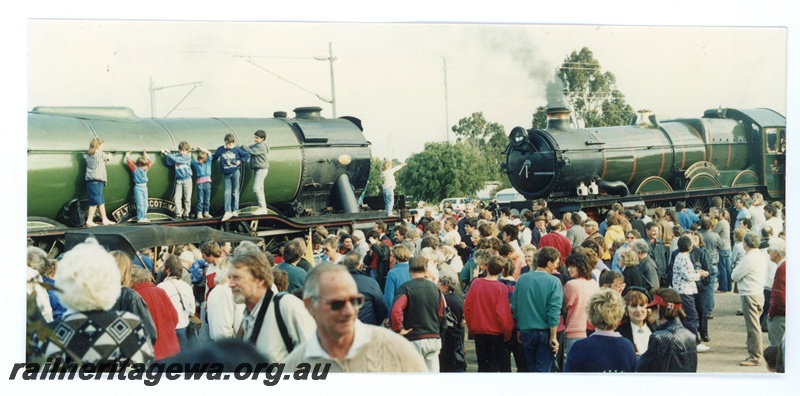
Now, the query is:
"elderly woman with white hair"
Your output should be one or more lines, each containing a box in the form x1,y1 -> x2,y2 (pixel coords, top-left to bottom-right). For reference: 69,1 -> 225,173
37,238 -> 154,365
206,257 -> 245,340
420,247 -> 458,290
439,244 -> 464,273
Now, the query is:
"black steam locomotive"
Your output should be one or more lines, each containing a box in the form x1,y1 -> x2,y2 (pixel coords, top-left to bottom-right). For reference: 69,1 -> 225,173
502,104 -> 785,217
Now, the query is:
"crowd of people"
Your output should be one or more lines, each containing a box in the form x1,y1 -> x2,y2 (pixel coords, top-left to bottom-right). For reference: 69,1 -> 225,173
25,191 -> 786,373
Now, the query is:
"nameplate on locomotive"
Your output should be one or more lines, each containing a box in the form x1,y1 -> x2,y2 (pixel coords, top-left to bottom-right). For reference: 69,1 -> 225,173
684,161 -> 721,179
111,199 -> 178,222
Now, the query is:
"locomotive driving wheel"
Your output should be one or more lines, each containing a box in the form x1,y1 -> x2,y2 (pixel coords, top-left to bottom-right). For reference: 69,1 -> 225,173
685,197 -> 710,216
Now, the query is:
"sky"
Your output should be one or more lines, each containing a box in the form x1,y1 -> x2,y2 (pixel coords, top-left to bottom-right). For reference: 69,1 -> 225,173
26,19 -> 787,162
6,0 -> 800,394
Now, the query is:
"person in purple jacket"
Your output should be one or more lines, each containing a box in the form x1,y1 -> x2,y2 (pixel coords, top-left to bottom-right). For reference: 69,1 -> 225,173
212,133 -> 250,221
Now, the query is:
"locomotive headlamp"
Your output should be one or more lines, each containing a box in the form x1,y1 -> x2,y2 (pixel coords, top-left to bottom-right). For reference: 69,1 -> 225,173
510,127 -> 528,148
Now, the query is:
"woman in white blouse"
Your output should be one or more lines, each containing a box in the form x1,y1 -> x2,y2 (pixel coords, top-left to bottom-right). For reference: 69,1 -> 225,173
616,288 -> 655,355
158,255 -> 196,350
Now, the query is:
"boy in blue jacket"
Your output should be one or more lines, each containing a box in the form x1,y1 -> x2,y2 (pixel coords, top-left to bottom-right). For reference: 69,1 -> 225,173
124,150 -> 152,223
212,133 -> 250,221
161,141 -> 193,219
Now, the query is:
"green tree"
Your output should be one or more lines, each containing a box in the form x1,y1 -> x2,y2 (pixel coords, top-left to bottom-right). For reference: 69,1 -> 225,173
558,47 -> 635,128
451,112 -> 508,182
365,157 -> 406,197
452,112 -> 501,143
531,105 -> 548,129
397,141 -> 489,203
365,157 -> 384,197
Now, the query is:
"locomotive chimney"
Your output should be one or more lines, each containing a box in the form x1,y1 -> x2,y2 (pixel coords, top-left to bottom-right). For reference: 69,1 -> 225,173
545,77 -> 570,130
293,106 -> 323,120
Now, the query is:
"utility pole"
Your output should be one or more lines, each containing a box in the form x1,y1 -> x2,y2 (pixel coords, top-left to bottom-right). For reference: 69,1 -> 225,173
315,42 -> 337,118
443,58 -> 450,142
149,77 -> 203,118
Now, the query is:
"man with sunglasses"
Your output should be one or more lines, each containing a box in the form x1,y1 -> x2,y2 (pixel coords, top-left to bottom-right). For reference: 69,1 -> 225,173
320,236 -> 344,265
282,264 -> 426,372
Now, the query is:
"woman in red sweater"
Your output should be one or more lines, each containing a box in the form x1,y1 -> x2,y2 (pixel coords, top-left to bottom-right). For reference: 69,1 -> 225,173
131,266 -> 181,360
464,255 -> 515,372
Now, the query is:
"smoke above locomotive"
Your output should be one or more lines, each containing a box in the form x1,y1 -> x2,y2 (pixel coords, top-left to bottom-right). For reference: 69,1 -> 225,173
504,78 -> 785,210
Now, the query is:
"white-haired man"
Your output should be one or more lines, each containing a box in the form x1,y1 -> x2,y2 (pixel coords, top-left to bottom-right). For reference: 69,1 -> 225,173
731,233 -> 768,367
282,263 -> 426,372
352,229 -> 370,259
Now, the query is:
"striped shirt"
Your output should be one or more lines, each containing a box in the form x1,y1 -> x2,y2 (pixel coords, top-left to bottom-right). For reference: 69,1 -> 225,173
84,151 -> 110,182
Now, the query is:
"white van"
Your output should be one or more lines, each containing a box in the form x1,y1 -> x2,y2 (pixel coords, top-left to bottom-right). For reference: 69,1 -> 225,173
438,197 -> 468,213
495,188 -> 526,203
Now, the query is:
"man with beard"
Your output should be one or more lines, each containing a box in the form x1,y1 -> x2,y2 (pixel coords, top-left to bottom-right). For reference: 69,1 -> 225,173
229,252 -> 316,363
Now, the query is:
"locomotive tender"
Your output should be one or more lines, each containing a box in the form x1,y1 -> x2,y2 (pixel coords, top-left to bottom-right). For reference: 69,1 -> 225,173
28,106 -> 386,248
503,104 -> 785,215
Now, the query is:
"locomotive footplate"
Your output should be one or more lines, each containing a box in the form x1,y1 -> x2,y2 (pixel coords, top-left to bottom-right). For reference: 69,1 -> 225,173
499,184 -> 762,218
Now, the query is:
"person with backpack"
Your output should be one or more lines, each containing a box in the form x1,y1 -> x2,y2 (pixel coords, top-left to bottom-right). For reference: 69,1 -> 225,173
228,251 -> 316,363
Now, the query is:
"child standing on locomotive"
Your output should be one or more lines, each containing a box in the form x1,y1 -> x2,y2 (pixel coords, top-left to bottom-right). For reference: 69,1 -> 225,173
212,133 -> 250,222
161,141 -> 194,220
192,148 -> 213,219
124,150 -> 153,223
381,160 -> 406,217
241,129 -> 270,215
84,137 -> 116,227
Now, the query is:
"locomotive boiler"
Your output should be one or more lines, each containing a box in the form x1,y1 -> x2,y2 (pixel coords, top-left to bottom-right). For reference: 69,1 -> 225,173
27,106 -> 374,231
503,103 -> 785,215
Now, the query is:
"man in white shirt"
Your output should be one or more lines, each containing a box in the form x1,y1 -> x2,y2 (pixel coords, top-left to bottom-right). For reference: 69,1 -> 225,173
321,235 -> 344,265
763,204 -> 783,236
229,251 -> 316,363
443,216 -> 461,247
731,233 -> 769,367
282,263 -> 426,372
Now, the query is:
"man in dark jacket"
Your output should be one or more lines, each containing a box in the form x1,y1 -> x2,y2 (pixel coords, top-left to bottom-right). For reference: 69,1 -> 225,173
631,238 -> 660,292
364,230 -> 392,291
645,222 -> 669,287
456,215 -> 478,263
343,251 -> 388,326
626,209 -> 647,238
